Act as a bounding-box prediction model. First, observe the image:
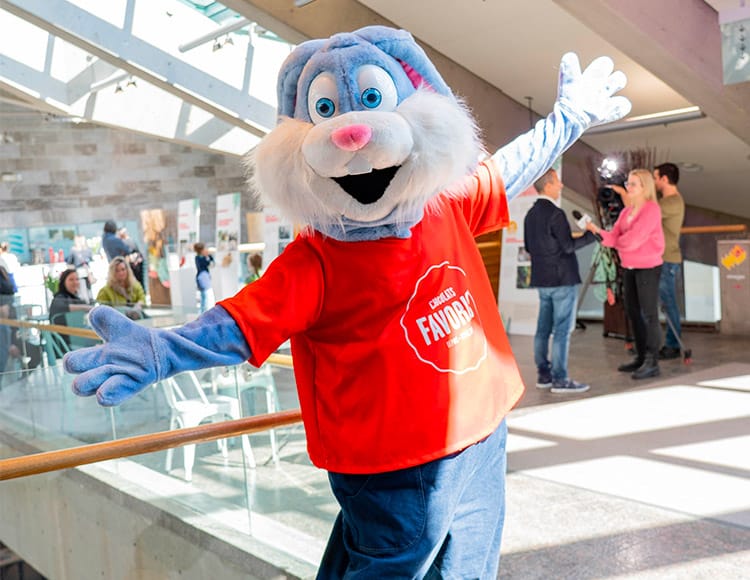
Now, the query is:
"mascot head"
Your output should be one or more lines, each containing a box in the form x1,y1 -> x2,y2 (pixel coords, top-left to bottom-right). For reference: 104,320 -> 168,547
249,25 -> 483,240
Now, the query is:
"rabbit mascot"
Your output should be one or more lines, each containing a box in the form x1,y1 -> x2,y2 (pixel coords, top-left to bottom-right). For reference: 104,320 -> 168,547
67,25 -> 630,578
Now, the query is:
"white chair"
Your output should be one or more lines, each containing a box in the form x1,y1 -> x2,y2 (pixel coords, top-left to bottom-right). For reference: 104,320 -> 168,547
162,371 -> 255,482
240,364 -> 280,465
211,364 -> 280,466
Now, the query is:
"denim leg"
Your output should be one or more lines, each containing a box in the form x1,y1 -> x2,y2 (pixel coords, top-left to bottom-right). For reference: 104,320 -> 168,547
550,285 -> 578,382
431,421 -> 508,579
659,262 -> 682,349
318,422 -> 508,579
199,289 -> 207,313
534,288 -> 553,375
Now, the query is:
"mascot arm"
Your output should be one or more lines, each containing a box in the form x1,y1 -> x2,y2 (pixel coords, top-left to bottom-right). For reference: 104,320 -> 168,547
64,305 -> 250,406
492,52 -> 631,200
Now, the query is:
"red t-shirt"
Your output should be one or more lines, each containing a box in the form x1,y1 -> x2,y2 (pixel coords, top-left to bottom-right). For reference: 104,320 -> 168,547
220,160 -> 525,474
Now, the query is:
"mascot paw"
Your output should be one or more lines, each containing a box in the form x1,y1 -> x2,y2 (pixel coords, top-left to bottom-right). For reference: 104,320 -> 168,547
557,52 -> 632,127
64,306 -> 159,406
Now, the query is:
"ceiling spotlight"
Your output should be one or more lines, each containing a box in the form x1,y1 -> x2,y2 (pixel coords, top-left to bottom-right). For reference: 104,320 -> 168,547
126,77 -> 137,88
598,157 -> 619,179
224,34 -> 234,46
212,38 -> 222,52
114,83 -> 123,93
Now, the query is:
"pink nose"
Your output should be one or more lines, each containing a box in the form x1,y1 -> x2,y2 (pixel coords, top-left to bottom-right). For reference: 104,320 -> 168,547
331,124 -> 373,152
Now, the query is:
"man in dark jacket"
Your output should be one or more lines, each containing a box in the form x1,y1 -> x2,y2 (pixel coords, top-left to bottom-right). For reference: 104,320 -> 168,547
524,168 -> 597,394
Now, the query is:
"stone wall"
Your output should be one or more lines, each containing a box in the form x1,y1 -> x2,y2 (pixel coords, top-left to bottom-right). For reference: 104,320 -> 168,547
0,440 -> 311,580
0,104 -> 256,245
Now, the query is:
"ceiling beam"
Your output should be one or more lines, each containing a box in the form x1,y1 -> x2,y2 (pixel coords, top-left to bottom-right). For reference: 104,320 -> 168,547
554,0 -> 750,147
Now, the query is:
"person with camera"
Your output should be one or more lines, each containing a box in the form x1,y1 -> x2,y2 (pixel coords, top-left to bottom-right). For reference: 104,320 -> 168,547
525,168 -> 597,394
586,169 -> 664,379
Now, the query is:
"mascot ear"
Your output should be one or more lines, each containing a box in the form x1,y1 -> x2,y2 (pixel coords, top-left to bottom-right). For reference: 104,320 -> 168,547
277,38 -> 327,118
355,25 -> 453,97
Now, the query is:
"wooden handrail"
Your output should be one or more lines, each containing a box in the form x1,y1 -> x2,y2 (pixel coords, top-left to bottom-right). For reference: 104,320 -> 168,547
267,353 -> 293,368
566,224 -> 745,237
0,409 -> 303,481
0,318 -> 100,339
681,224 -> 747,234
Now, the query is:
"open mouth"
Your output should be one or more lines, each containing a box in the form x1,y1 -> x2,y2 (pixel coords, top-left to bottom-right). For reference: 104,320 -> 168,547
332,165 -> 400,205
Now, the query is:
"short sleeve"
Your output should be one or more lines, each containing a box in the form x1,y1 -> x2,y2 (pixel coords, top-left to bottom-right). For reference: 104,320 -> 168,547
219,240 -> 325,366
453,159 -> 510,236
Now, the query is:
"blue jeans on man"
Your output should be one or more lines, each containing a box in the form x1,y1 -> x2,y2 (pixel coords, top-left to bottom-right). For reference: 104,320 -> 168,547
534,285 -> 578,383
318,421 -> 508,579
659,261 -> 682,350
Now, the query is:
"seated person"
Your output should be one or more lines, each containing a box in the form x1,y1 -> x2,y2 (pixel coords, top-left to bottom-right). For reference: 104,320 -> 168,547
96,256 -> 146,320
1,303 -> 41,375
8,315 -> 42,371
49,269 -> 93,346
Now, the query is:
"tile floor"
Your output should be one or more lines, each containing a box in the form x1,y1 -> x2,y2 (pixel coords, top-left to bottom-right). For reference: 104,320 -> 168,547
502,323 -> 750,579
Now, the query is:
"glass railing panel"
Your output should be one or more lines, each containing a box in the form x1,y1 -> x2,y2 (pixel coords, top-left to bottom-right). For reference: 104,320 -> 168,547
0,334 -> 333,572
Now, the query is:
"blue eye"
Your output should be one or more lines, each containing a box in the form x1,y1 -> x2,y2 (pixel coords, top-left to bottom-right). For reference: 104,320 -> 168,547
361,88 -> 382,109
315,98 -> 335,118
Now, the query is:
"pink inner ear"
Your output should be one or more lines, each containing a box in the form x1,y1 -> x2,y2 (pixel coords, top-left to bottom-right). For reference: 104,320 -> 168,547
397,58 -> 434,92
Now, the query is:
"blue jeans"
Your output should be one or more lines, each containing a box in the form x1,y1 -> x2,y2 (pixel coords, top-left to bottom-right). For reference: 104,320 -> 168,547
198,288 -> 215,314
318,421 -> 508,579
659,262 -> 682,349
534,285 -> 578,382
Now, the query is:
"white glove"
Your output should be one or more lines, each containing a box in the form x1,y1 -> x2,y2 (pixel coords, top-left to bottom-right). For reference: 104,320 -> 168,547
557,53 -> 632,128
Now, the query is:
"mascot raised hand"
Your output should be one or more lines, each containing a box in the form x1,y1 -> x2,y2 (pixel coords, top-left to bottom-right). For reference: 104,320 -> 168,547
66,26 -> 630,578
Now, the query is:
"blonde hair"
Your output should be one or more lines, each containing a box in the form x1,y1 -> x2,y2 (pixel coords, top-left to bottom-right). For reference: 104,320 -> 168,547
629,168 -> 657,202
107,256 -> 137,291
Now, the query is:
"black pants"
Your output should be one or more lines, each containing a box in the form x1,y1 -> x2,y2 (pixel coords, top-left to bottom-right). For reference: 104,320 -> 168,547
622,266 -> 662,359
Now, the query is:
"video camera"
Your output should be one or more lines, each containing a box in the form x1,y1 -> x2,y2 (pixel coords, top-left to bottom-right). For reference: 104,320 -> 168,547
596,158 -> 627,227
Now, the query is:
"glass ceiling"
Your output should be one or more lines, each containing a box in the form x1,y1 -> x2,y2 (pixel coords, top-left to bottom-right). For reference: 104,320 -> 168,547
0,0 -> 297,155
177,0 -> 239,24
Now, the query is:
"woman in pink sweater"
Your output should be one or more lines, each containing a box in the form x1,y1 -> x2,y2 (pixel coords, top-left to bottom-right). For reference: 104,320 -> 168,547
587,169 -> 664,379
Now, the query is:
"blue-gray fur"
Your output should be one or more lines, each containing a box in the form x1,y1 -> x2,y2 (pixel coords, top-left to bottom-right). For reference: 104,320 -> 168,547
66,306 -> 249,406
278,25 -> 451,121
